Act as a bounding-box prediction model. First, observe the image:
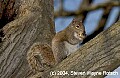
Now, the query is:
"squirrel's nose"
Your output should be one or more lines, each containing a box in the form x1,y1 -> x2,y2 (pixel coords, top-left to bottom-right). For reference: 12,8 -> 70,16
80,32 -> 86,36
82,32 -> 86,36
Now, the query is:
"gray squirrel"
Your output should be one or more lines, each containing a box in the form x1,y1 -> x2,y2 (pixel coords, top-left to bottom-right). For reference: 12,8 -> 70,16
27,17 -> 86,72
52,17 -> 86,64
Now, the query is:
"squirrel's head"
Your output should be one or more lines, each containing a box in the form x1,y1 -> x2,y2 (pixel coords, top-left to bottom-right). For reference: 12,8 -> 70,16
69,18 -> 86,41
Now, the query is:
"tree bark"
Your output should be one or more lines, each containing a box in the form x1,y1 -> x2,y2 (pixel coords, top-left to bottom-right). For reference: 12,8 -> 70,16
0,0 -> 55,78
42,20 -> 120,78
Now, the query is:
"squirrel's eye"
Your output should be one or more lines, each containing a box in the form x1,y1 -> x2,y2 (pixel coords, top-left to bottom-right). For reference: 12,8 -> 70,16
76,25 -> 80,29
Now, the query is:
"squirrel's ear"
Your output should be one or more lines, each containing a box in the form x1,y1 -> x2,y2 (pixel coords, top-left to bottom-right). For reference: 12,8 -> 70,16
72,18 -> 76,24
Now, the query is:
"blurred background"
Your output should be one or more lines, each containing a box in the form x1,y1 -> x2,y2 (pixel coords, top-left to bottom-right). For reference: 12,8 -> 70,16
54,0 -> 120,78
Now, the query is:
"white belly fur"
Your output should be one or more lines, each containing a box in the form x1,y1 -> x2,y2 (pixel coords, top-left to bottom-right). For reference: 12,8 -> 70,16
64,41 -> 79,56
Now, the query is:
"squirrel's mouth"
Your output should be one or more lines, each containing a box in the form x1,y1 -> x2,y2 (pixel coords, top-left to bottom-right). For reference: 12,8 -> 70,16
74,32 -> 86,40
78,37 -> 84,40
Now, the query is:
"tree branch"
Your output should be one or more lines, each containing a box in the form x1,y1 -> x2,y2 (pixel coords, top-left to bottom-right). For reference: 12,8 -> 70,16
54,1 -> 120,18
77,0 -> 93,21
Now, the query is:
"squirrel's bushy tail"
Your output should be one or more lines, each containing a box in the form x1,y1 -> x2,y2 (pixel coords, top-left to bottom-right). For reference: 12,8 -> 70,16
27,43 -> 55,73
